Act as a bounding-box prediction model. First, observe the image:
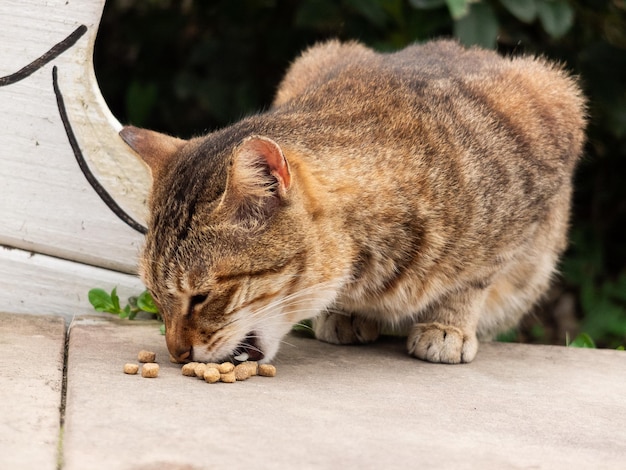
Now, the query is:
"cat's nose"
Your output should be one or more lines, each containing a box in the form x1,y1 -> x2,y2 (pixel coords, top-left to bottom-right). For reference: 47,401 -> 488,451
164,325 -> 193,362
172,346 -> 193,363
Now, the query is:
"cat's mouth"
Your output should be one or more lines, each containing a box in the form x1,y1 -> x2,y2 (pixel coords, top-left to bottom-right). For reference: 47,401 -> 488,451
234,332 -> 265,362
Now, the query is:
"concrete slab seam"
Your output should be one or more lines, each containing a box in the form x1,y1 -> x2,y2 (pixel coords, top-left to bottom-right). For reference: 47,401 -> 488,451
56,323 -> 69,470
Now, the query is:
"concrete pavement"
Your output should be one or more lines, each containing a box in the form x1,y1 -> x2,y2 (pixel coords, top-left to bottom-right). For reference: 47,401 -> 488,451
1,311 -> 625,469
0,312 -> 65,470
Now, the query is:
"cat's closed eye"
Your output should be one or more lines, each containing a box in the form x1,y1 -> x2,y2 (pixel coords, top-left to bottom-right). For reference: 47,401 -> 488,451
188,293 -> 209,316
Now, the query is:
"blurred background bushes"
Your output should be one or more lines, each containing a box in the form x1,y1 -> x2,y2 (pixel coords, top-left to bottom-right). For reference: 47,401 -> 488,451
94,0 -> 626,348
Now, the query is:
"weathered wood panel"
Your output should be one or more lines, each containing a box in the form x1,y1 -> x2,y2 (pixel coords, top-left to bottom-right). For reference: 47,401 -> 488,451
0,0 -> 150,274
0,0 -> 153,316
0,246 -> 145,322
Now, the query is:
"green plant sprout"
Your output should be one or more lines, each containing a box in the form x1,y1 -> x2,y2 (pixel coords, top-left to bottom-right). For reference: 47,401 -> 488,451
566,332 -> 596,348
88,287 -> 165,334
292,318 -> 315,338
88,287 -> 158,319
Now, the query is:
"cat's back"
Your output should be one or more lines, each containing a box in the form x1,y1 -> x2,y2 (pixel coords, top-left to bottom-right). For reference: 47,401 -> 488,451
274,39 -> 497,102
277,39 -> 580,105
273,39 -> 585,172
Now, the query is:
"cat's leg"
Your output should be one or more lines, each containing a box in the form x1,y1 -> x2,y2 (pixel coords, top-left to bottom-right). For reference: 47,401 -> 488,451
313,309 -> 380,345
407,286 -> 488,364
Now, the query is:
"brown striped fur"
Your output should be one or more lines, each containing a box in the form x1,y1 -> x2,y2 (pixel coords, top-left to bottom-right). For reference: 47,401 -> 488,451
120,39 -> 586,364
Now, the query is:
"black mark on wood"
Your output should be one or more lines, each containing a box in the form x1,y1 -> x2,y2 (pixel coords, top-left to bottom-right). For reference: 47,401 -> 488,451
0,25 -> 88,87
53,66 -> 148,235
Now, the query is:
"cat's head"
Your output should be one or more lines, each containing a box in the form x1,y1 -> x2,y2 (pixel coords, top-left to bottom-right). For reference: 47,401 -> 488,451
120,125 -> 337,364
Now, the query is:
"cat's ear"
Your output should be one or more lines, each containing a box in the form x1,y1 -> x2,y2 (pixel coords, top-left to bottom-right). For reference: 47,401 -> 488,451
224,136 -> 291,220
231,135 -> 291,198
119,126 -> 186,178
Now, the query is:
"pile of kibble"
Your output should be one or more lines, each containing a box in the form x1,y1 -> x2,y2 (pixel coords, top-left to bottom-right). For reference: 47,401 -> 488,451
123,350 -> 276,383
181,360 -> 276,383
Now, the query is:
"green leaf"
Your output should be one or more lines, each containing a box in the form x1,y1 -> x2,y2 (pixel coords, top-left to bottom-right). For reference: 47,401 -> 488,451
126,305 -> 137,320
291,319 -> 315,338
499,0 -> 537,23
446,0 -> 470,20
617,346 -> 625,351
409,0 -> 446,9
568,332 -> 596,348
137,290 -> 159,314
88,288 -> 114,313
111,287 -> 121,313
537,0 -> 574,38
119,306 -> 130,319
453,2 -> 499,49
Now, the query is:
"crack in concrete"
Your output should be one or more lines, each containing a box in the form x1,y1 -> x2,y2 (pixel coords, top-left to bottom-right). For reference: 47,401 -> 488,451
56,325 -> 69,470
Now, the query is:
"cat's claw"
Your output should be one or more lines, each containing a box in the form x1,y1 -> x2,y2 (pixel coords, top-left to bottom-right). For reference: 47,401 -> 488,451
407,322 -> 478,364
313,311 -> 380,345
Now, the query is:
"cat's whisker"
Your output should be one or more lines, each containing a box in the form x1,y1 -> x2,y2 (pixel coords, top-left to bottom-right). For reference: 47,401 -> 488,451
277,337 -> 297,349
238,331 -> 298,352
229,307 -> 320,331
246,297 -> 322,318
246,303 -> 324,325
254,281 -> 344,314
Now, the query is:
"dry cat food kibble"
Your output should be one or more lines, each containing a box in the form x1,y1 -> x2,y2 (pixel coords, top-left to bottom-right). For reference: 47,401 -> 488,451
180,360 -> 274,384
194,363 -> 207,379
234,363 -> 251,381
243,361 -> 259,376
137,350 -> 156,363
141,363 -> 159,378
203,367 -> 220,383
258,364 -> 277,377
220,371 -> 236,383
123,363 -> 139,375
124,349 -> 274,382
217,362 -> 235,374
181,362 -> 199,377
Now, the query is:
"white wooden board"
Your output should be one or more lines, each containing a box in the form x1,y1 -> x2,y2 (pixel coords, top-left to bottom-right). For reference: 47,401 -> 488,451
0,246 -> 145,322
0,0 -> 150,275
0,0 -> 157,316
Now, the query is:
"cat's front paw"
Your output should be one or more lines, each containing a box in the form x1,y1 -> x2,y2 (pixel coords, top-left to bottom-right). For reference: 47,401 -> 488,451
407,322 -> 478,364
313,311 -> 380,345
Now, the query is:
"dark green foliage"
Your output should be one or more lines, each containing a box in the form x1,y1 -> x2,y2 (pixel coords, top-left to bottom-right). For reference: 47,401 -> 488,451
94,0 -> 626,349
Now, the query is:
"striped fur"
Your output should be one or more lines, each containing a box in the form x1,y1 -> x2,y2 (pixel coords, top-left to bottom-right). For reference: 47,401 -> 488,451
121,39 -> 586,364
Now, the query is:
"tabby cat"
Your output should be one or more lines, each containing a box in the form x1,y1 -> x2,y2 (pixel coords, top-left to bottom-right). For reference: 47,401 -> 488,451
120,40 -> 586,365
